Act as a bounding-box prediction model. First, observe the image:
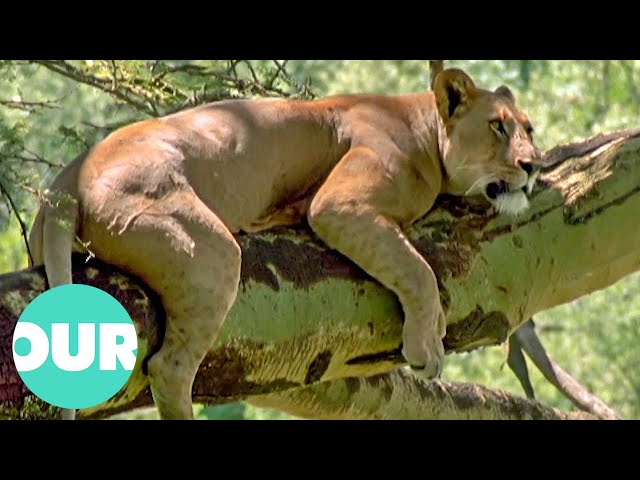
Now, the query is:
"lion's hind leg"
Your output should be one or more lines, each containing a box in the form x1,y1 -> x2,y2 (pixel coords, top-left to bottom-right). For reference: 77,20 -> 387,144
94,188 -> 241,419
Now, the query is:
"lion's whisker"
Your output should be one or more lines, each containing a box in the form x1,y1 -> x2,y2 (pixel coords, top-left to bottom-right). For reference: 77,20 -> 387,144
464,175 -> 495,196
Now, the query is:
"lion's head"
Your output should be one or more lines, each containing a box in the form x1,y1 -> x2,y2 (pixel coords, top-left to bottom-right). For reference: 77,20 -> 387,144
434,68 -> 541,215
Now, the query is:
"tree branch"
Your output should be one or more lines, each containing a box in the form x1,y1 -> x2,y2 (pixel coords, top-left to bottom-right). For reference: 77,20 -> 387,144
1,130 -> 639,419
249,368 -> 598,420
0,180 -> 33,266
507,327 -> 536,399
513,320 -> 619,419
30,60 -> 315,118
0,98 -> 60,113
32,60 -> 158,117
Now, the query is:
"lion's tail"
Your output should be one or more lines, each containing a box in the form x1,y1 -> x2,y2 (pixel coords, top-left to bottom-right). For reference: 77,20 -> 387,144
29,154 -> 85,288
30,196 -> 79,288
28,193 -> 79,421
28,207 -> 45,268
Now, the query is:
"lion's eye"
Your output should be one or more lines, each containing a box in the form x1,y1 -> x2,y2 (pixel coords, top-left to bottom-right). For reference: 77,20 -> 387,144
490,120 -> 507,137
526,125 -> 534,136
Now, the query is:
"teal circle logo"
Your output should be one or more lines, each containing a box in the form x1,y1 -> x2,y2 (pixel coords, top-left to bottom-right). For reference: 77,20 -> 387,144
12,284 -> 138,409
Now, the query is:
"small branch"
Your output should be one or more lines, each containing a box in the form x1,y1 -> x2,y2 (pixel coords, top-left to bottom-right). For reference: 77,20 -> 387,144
227,60 -> 238,77
33,59 -> 313,118
506,331 -> 536,399
0,98 -> 60,112
32,60 -> 157,117
110,60 -> 118,92
16,148 -> 64,169
0,180 -> 33,266
167,90 -> 244,116
267,60 -> 288,89
514,320 -> 620,420
16,184 -> 50,205
80,118 -> 141,133
242,60 -> 260,85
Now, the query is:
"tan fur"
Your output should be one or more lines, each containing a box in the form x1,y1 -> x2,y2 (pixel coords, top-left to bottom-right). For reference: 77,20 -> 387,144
28,68 -> 540,419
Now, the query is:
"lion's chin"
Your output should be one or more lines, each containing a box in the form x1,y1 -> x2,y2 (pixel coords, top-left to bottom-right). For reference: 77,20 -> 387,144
494,190 -> 530,216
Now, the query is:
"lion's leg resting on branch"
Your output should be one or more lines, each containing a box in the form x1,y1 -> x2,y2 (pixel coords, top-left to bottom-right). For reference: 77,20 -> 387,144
308,147 -> 446,379
86,189 -> 242,419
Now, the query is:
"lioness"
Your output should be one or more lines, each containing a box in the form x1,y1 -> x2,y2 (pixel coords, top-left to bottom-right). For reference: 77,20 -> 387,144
28,67 -> 540,419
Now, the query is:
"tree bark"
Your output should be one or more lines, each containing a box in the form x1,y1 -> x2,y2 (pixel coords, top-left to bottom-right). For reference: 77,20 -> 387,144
249,368 -> 598,420
1,131 -> 639,420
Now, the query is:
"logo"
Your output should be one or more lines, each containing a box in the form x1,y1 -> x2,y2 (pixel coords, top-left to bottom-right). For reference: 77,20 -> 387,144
12,284 -> 138,410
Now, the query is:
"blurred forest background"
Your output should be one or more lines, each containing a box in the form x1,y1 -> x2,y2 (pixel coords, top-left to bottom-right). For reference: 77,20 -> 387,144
0,60 -> 638,420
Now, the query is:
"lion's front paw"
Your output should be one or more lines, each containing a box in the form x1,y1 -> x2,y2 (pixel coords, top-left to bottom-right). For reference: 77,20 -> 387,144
401,301 -> 446,380
402,334 -> 445,380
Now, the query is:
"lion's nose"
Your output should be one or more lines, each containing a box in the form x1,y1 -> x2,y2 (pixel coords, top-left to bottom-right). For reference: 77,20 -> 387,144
517,159 -> 533,175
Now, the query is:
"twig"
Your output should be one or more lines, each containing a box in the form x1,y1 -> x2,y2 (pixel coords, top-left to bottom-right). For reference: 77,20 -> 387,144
0,179 -> 33,266
17,148 -> 64,168
17,184 -> 46,200
267,60 -> 288,89
227,60 -> 240,78
0,98 -> 60,112
74,235 -> 95,263
110,60 -> 118,92
32,60 -> 157,117
506,332 -> 536,399
242,60 -> 260,85
80,119 -> 140,132
149,60 -> 160,75
514,319 -> 620,420
32,60 -> 312,117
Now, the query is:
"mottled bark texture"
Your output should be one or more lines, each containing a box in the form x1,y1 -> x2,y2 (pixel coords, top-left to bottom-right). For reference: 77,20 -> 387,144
1,131 -> 639,420
250,368 -> 598,420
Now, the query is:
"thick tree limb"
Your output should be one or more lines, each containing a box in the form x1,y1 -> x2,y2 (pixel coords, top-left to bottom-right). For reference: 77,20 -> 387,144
2,131 -> 640,420
249,368 -> 597,420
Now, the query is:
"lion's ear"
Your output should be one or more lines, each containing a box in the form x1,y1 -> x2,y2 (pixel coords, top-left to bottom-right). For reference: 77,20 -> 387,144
433,68 -> 478,123
495,85 -> 515,103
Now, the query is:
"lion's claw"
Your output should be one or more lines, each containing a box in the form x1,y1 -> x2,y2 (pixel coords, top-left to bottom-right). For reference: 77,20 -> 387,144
409,358 -> 442,380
